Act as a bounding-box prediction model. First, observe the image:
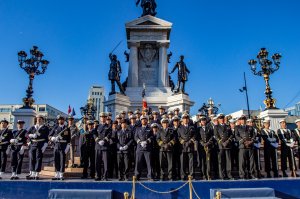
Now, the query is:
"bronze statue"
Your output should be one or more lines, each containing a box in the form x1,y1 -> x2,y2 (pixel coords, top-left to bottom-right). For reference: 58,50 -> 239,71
108,53 -> 125,95
136,0 -> 157,17
170,55 -> 190,94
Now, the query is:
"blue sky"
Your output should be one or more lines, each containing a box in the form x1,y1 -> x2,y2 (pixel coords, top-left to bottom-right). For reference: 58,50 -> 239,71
0,0 -> 300,115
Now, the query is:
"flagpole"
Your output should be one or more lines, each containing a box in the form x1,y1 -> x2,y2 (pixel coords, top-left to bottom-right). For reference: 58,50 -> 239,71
244,72 -> 251,119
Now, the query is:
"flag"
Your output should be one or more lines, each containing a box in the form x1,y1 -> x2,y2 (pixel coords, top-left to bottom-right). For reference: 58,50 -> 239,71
68,105 -> 71,115
142,83 -> 147,110
239,86 -> 247,92
71,108 -> 76,117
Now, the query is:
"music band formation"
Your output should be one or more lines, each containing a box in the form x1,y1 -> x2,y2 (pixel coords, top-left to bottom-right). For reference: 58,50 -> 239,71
0,106 -> 299,181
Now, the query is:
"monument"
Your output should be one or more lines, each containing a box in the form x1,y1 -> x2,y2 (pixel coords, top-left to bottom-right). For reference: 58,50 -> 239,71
104,2 -> 194,118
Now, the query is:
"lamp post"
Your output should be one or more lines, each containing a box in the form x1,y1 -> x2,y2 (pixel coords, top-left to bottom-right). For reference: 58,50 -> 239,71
198,98 -> 219,116
248,48 -> 281,109
18,46 -> 49,109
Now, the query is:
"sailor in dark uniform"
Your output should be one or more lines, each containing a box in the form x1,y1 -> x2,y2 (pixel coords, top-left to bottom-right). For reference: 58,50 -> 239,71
0,119 -> 13,179
228,119 -> 239,176
134,115 -> 153,181
196,116 -> 215,180
49,115 -> 71,180
67,116 -> 79,168
172,116 -> 181,180
157,118 -> 176,180
247,118 -> 263,178
158,106 -> 166,120
116,119 -> 133,181
150,123 -> 160,180
10,120 -> 27,180
151,111 -> 161,126
215,114 -> 233,180
94,112 -> 112,181
26,115 -> 49,180
294,119 -> 300,171
178,113 -> 196,180
235,115 -> 255,179
278,119 -> 299,177
80,120 -> 96,179
261,119 -> 279,178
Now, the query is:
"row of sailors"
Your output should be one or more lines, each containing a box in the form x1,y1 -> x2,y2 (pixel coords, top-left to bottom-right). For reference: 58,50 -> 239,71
0,111 -> 299,181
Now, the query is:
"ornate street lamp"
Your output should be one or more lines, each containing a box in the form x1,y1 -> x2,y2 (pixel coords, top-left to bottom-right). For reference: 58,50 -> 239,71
198,98 -> 219,116
18,46 -> 49,109
80,98 -> 97,120
248,48 -> 281,109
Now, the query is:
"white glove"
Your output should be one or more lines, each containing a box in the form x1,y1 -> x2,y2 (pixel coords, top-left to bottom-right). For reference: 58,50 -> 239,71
33,134 -> 37,139
119,147 -> 124,151
51,137 -> 56,142
10,139 -> 16,144
28,134 -> 35,138
123,145 -> 128,150
141,141 -> 147,148
19,146 -> 25,155
65,144 -> 70,154
99,140 -> 105,146
41,143 -> 48,153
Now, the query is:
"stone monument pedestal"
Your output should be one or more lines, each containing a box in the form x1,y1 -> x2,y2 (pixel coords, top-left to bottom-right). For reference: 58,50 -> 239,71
259,109 -> 288,131
12,108 -> 36,129
104,93 -> 130,119
167,93 -> 195,112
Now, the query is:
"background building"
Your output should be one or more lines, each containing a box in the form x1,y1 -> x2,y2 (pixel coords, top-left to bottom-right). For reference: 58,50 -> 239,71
285,101 -> 300,116
0,104 -> 67,127
88,85 -> 105,119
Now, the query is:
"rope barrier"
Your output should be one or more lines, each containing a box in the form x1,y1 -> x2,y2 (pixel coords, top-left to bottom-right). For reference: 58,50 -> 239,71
125,175 -> 202,199
137,180 -> 189,194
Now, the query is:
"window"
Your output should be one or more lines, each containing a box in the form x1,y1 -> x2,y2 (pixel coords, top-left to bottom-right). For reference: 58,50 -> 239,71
0,108 -> 11,113
39,107 -> 46,112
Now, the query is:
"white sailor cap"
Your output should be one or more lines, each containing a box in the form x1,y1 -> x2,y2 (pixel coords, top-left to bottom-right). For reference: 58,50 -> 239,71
279,119 -> 286,123
295,119 -> 300,124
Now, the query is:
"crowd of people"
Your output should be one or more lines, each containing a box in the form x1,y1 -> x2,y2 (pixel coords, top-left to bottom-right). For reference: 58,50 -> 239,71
0,105 -> 299,182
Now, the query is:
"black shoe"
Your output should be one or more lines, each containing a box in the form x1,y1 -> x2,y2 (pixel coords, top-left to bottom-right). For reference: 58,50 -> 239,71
26,176 -> 33,180
296,173 -> 300,177
81,176 -> 88,179
60,177 -> 64,181
14,176 -> 19,180
52,177 -> 58,180
34,177 -> 40,180
283,171 -> 288,177
95,177 -> 101,181
101,178 -> 108,181
10,176 -> 15,180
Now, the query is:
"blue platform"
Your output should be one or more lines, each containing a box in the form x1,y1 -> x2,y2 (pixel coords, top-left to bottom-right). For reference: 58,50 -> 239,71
0,178 -> 300,199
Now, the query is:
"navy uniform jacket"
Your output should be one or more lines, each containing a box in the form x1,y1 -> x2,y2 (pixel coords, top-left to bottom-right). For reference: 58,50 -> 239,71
27,125 -> 49,148
157,128 -> 176,152
11,129 -> 27,150
178,124 -> 196,153
277,128 -> 295,150
116,129 -> 133,153
95,123 -> 112,151
261,128 -> 279,149
214,124 -> 233,150
81,129 -> 96,150
135,125 -> 153,152
294,128 -> 300,150
197,125 -> 215,151
235,125 -> 255,149
49,125 -> 71,150
0,128 -> 13,150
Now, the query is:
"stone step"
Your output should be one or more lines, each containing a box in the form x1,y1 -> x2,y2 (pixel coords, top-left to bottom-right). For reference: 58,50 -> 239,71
43,166 -> 83,173
40,170 -> 83,178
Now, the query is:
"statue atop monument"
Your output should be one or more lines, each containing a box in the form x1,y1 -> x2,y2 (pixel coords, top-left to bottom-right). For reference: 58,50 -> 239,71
136,0 -> 157,17
170,55 -> 190,94
108,53 -> 126,95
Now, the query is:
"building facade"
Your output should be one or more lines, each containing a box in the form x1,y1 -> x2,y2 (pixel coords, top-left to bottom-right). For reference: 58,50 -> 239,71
0,104 -> 67,126
88,86 -> 105,120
